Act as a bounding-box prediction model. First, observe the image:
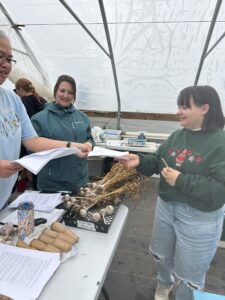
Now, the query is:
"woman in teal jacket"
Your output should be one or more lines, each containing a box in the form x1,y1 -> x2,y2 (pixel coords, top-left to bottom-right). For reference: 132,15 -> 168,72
31,75 -> 94,193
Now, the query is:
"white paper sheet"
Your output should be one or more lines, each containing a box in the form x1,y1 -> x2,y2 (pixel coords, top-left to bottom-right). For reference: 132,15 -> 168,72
9,192 -> 63,212
0,243 -> 60,300
14,147 -> 81,175
88,146 -> 129,159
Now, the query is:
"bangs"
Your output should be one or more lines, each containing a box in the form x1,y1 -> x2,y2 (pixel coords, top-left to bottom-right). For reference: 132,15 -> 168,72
177,89 -> 192,107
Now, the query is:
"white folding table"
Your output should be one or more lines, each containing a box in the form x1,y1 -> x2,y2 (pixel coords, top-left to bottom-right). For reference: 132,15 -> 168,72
0,204 -> 128,300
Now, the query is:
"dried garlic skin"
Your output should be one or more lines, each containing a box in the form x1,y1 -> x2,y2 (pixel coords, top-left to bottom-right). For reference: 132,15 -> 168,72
105,205 -> 114,215
79,209 -> 88,218
64,194 -> 71,201
91,212 -> 101,222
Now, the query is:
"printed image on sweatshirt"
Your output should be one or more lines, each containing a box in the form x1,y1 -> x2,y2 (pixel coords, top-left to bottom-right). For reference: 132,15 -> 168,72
168,148 -> 203,167
0,110 -> 20,137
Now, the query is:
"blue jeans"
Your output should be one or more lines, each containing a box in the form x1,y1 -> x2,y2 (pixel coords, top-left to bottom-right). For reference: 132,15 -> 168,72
150,198 -> 225,300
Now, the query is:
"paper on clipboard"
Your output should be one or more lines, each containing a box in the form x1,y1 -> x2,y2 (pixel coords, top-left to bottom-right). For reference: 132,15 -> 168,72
14,147 -> 80,175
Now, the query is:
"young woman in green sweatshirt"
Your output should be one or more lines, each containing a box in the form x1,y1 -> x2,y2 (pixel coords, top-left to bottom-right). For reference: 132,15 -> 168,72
120,85 -> 225,300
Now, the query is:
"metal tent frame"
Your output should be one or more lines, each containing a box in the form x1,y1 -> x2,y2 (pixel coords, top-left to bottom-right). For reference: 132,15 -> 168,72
1,0 -> 225,128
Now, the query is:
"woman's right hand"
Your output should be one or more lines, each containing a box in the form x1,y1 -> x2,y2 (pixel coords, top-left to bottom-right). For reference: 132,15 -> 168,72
0,160 -> 23,178
118,153 -> 140,169
73,143 -> 91,158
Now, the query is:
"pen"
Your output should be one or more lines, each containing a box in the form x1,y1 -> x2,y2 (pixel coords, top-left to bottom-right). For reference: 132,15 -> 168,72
162,158 -> 169,168
0,218 -> 47,228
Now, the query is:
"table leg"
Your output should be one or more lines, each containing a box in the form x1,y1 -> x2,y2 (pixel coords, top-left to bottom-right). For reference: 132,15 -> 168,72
101,286 -> 110,300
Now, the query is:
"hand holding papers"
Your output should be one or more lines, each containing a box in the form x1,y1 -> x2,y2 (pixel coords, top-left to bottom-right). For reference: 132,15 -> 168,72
13,147 -> 128,176
88,146 -> 129,159
14,147 -> 81,175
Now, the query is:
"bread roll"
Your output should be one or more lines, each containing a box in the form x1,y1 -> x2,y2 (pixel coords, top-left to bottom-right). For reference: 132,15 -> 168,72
52,238 -> 72,252
51,222 -> 79,242
38,234 -> 54,244
16,240 -> 35,250
43,228 -> 58,238
30,239 -> 46,250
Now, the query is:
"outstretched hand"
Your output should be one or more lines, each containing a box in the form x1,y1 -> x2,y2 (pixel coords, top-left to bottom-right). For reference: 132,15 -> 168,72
0,160 -> 23,178
117,153 -> 140,169
161,167 -> 181,186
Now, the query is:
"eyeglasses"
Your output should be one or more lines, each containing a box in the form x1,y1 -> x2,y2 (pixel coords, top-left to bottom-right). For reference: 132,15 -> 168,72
0,52 -> 16,65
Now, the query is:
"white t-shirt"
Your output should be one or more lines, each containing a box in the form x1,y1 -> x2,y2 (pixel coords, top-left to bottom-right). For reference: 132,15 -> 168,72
0,87 -> 37,209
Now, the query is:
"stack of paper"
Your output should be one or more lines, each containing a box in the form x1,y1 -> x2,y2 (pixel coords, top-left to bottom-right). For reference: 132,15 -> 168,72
9,192 -> 63,212
88,146 -> 129,159
0,243 -> 60,300
14,147 -> 80,175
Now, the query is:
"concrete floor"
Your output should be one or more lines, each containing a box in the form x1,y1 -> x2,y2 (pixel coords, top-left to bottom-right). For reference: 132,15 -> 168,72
98,177 -> 225,300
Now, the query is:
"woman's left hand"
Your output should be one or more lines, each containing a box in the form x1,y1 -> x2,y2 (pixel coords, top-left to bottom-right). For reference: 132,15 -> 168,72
161,167 -> 181,187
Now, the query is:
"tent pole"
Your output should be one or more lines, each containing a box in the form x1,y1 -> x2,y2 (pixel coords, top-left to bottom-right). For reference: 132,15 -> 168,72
59,0 -> 110,58
204,31 -> 225,58
0,2 -> 49,86
99,0 -> 121,129
194,0 -> 223,85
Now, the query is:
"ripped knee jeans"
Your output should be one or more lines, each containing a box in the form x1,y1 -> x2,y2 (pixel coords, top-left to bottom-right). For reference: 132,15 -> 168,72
150,198 -> 225,300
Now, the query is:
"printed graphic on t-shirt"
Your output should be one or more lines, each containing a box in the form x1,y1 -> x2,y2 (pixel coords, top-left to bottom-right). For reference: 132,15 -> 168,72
168,148 -> 203,167
0,111 -> 20,137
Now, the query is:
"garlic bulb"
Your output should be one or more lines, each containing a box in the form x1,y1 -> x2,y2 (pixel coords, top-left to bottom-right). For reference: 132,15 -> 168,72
91,212 -> 101,222
79,209 -> 88,218
64,194 -> 71,201
70,197 -> 77,204
105,205 -> 114,215
99,208 -> 107,216
64,200 -> 72,209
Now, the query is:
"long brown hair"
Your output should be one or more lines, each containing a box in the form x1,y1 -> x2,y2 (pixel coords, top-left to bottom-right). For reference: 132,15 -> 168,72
15,78 -> 37,96
15,78 -> 46,105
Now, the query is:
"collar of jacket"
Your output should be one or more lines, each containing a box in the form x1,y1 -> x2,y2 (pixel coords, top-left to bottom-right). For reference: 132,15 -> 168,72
46,102 -> 76,114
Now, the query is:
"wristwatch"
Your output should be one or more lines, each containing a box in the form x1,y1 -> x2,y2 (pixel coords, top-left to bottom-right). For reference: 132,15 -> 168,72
66,141 -> 71,148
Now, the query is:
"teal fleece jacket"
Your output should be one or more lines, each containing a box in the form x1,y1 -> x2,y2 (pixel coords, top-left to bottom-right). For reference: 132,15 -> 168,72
31,102 -> 95,192
137,128 -> 225,212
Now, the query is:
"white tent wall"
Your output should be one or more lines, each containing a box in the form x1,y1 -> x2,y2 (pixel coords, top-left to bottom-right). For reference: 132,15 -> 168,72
1,0 -> 225,114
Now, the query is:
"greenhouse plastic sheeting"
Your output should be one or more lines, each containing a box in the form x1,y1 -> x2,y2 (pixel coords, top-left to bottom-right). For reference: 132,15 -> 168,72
1,0 -> 225,113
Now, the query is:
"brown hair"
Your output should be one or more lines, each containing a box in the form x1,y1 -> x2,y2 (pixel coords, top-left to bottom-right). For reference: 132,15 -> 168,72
177,85 -> 225,131
15,78 -> 37,96
53,74 -> 76,98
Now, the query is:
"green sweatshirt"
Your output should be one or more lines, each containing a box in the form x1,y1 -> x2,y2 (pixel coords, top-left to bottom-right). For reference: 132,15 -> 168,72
137,128 -> 225,212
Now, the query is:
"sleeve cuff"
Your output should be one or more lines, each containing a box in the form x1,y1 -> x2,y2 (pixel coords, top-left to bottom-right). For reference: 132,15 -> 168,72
136,153 -> 145,172
175,173 -> 184,190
